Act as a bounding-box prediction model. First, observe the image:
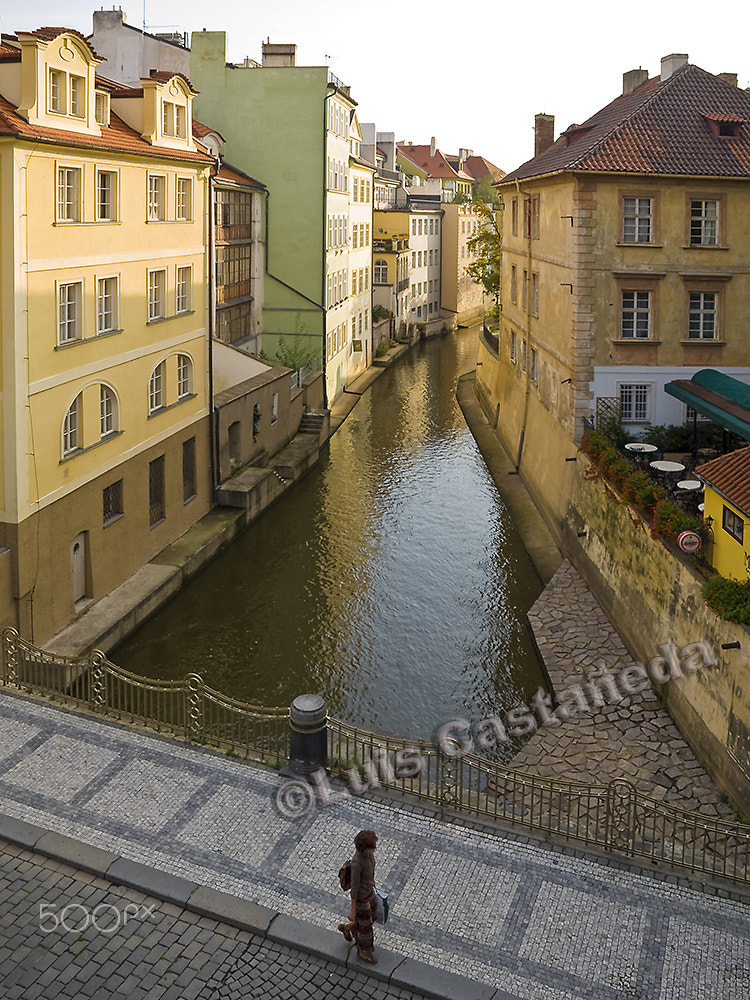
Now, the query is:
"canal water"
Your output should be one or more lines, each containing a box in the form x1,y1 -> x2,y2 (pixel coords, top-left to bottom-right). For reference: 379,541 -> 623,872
113,327 -> 547,755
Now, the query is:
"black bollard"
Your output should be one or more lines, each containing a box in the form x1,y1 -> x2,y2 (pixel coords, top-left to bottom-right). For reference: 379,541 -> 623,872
282,694 -> 328,778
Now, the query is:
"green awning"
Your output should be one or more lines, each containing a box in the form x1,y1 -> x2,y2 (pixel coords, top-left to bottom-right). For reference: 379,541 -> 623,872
665,369 -> 750,441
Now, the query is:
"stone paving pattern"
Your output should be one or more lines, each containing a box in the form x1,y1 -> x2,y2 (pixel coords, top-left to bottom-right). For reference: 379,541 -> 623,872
511,561 -> 732,818
1,692 -> 749,999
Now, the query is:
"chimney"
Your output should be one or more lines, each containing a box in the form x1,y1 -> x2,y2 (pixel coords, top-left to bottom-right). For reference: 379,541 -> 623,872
660,53 -> 688,81
623,68 -> 648,95
430,136 -> 436,157
718,72 -> 738,87
534,114 -> 555,157
261,42 -> 297,67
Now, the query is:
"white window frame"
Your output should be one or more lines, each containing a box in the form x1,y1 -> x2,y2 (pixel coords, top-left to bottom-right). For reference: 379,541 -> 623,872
96,276 -> 118,334
69,75 -> 85,118
176,265 -> 192,314
57,166 -> 82,222
148,175 -> 166,221
690,199 -> 719,247
176,177 -> 192,221
95,91 -> 109,126
177,354 -> 192,399
58,281 -> 83,344
622,197 -> 653,243
162,101 -> 175,136
63,394 -> 81,455
149,361 -> 166,412
148,269 -> 166,321
619,383 -> 652,423
100,385 -> 117,438
49,69 -> 65,113
175,104 -> 186,138
621,290 -> 652,339
688,290 -> 717,340
96,169 -> 117,222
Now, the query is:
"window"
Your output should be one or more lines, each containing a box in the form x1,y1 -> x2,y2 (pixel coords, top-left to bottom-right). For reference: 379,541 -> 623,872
176,178 -> 192,221
97,170 -> 116,221
622,197 -> 652,243
69,76 -> 85,118
182,439 -> 196,502
177,354 -> 192,398
621,290 -> 651,338
149,361 -> 166,412
619,383 -> 651,423
176,266 -> 192,314
148,175 -> 166,221
95,92 -> 109,126
100,385 -> 117,438
530,348 -> 538,380
63,394 -> 82,455
175,105 -> 186,138
57,166 -> 82,222
531,272 -> 539,317
522,270 -> 528,310
523,194 -> 540,239
58,282 -> 82,343
688,291 -> 717,340
149,456 -> 166,526
162,101 -> 175,136
690,199 -> 719,246
148,269 -> 166,321
511,198 -> 518,237
374,259 -> 387,283
272,392 -> 279,423
49,69 -> 65,113
103,480 -> 123,525
723,505 -> 744,543
97,277 -> 118,334
510,330 -> 517,363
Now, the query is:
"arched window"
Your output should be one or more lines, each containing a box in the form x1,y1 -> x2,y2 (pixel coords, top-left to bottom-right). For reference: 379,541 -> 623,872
100,385 -> 117,438
63,394 -> 82,456
149,361 -> 166,413
177,354 -> 193,398
374,259 -> 388,283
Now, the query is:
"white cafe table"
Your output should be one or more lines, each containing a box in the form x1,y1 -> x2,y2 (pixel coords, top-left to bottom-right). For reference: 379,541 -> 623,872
677,480 -> 703,491
625,443 -> 658,454
650,460 -> 685,474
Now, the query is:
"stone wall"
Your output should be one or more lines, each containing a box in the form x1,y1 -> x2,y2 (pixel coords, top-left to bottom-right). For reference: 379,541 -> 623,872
562,462 -> 750,814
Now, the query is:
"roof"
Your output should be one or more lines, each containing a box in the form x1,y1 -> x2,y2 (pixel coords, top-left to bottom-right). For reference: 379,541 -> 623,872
398,144 -> 473,181
145,69 -> 198,95
665,369 -> 750,441
696,446 -> 750,516
461,154 -> 505,182
216,160 -> 265,189
18,27 -> 101,61
501,63 -> 750,184
0,92 -> 212,165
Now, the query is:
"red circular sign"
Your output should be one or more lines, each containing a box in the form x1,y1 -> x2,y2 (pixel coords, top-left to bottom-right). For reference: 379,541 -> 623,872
678,530 -> 702,553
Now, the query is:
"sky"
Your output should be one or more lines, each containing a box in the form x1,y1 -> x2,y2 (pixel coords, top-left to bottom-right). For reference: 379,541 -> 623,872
9,1 -> 750,172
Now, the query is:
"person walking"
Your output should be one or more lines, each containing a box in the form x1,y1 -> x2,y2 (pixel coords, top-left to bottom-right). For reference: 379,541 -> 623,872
337,829 -> 378,964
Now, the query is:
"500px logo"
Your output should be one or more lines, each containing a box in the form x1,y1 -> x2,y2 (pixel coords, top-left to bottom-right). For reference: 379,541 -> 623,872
39,902 -> 156,935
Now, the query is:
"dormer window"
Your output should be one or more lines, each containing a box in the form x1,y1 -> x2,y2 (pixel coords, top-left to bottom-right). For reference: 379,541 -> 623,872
701,112 -> 745,139
48,68 -> 86,118
49,69 -> 64,113
70,76 -> 85,117
162,100 -> 187,138
175,105 -> 186,138
719,122 -> 741,137
95,91 -> 109,126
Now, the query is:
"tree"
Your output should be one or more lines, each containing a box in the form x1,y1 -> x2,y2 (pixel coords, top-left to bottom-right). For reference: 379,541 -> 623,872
261,334 -> 320,372
466,198 -> 502,303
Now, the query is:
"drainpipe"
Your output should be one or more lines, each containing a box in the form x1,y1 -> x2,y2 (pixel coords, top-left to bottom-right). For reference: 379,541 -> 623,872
208,157 -> 220,499
515,180 -> 533,471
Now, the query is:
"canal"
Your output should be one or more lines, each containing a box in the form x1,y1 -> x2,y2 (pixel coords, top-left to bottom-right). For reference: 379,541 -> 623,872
113,327 -> 547,756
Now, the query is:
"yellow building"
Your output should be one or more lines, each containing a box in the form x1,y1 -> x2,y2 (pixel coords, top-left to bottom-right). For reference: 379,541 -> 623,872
477,55 -> 750,529
694,446 -> 750,579
0,28 -> 213,644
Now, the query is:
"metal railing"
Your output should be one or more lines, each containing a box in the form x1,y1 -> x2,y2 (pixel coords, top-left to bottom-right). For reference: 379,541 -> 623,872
327,718 -> 750,886
3,627 -> 750,885
1,629 -> 288,765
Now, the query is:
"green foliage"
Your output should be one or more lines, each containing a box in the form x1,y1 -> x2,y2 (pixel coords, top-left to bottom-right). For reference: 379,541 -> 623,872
643,421 -> 726,453
621,472 -> 666,516
372,304 -> 390,322
702,575 -> 750,625
652,499 -> 703,541
466,199 -> 502,300
261,335 -> 319,372
376,340 -> 391,357
472,176 -> 502,208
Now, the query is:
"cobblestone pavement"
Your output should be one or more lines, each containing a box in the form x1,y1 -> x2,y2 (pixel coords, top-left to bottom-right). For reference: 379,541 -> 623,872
1,692 -> 750,999
0,839 -> 431,1000
511,561 -> 732,818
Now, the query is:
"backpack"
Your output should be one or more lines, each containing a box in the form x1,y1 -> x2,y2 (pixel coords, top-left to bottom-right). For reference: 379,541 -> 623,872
338,858 -> 352,892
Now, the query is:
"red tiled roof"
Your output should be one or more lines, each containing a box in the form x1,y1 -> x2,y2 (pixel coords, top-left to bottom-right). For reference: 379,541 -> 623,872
216,160 -> 265,189
0,93 -> 213,165
501,64 -> 750,183
0,43 -> 21,62
146,69 -> 198,94
461,154 -> 505,181
696,446 -> 750,517
398,144 -> 472,181
192,120 -> 224,142
18,27 -> 101,61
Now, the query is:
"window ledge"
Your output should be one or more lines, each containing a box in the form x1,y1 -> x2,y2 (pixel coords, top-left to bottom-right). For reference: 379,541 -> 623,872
148,396 -> 193,419
611,338 -> 662,345
103,512 -> 124,528
680,339 -> 725,346
60,429 -> 123,464
614,242 -> 664,249
682,244 -> 727,251
56,330 -> 123,350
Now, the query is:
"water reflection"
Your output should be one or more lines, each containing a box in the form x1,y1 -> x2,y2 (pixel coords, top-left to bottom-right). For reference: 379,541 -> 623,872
114,328 -> 546,756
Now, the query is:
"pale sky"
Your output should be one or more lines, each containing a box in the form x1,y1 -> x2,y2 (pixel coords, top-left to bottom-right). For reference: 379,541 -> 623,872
8,1 -> 750,172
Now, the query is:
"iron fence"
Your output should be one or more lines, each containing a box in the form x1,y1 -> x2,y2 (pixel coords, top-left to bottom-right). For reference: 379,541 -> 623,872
3,627 -> 750,885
